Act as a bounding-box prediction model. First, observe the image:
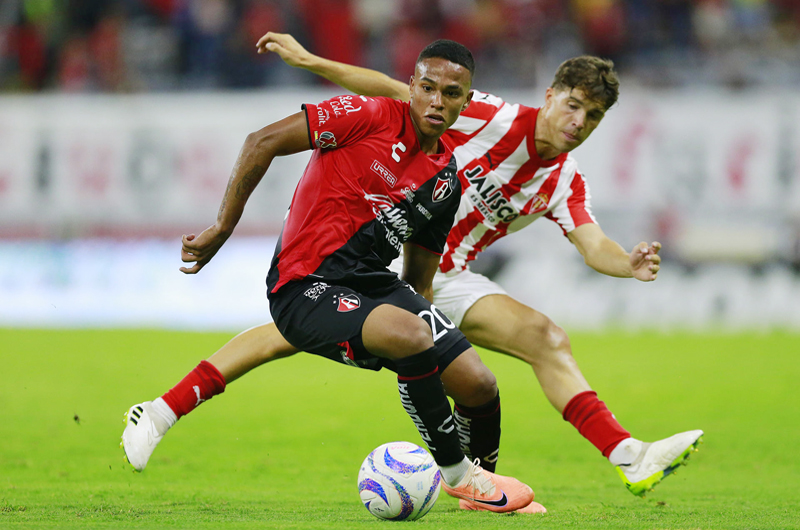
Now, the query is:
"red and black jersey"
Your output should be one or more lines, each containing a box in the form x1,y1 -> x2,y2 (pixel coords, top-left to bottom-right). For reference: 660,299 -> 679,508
267,95 -> 460,294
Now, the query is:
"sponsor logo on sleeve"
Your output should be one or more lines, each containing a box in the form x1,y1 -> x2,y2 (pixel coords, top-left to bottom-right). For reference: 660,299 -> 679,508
329,95 -> 364,117
316,108 -> 330,125
371,160 -> 397,187
315,131 -> 337,148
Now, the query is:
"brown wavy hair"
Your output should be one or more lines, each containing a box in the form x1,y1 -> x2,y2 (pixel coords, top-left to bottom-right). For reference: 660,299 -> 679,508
551,56 -> 619,110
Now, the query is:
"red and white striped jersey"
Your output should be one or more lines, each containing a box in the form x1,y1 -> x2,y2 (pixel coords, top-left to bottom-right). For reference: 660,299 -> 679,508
438,90 -> 596,274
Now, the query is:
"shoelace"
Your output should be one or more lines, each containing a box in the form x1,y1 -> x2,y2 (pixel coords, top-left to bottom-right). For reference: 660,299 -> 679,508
463,458 -> 496,498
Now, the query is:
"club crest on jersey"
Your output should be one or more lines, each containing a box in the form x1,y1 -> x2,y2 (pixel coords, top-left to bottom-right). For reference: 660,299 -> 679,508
531,192 -> 550,213
315,131 -> 337,149
432,176 -> 454,203
336,294 -> 361,312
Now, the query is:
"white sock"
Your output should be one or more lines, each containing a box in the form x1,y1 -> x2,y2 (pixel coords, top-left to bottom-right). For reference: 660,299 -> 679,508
439,457 -> 471,487
608,437 -> 643,466
149,397 -> 178,436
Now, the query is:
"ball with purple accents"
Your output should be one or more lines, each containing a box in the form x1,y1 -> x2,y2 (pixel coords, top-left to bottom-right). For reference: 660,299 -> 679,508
357,441 -> 441,520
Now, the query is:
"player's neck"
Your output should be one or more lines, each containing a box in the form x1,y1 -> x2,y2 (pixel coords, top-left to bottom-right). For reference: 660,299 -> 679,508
534,107 -> 563,161
419,137 -> 442,155
410,118 -> 444,155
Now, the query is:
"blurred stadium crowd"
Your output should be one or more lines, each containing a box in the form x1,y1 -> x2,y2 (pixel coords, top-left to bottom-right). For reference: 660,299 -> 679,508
1,0 -> 799,93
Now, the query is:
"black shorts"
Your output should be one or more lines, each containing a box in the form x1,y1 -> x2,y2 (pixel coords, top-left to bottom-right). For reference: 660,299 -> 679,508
268,277 -> 471,373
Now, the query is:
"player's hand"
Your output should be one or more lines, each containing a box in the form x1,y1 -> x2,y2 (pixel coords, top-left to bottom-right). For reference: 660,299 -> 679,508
629,241 -> 661,282
255,31 -> 311,67
179,224 -> 231,274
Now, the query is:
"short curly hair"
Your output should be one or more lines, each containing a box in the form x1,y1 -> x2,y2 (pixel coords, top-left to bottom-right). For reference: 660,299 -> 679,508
551,56 -> 619,110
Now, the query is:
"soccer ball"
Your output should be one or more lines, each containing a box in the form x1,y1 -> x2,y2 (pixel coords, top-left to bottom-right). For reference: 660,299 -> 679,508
357,441 -> 441,521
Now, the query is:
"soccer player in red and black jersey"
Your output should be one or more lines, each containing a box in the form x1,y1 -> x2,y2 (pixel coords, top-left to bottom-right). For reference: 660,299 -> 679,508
245,33 -> 703,502
122,40 -> 538,514
121,34 -> 705,508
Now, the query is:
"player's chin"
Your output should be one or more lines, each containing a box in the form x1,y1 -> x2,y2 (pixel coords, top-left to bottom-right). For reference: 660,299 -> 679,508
422,119 -> 447,134
561,139 -> 583,152
419,125 -> 447,141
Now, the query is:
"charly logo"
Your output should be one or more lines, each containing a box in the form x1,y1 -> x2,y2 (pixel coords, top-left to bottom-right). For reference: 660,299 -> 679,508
432,175 -> 454,203
391,141 -> 407,163
336,294 -> 361,312
315,131 -> 337,148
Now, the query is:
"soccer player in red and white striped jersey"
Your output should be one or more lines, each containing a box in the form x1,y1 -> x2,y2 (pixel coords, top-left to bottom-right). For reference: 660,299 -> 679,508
247,33 -> 704,500
120,33 -> 702,506
438,88 -> 597,275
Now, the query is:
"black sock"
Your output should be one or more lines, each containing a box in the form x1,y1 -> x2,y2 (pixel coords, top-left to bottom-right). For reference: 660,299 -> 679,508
394,348 -> 463,467
453,392 -> 501,472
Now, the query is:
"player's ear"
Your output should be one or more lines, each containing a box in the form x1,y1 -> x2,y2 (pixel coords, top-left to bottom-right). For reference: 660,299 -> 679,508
544,87 -> 555,106
461,89 -> 474,112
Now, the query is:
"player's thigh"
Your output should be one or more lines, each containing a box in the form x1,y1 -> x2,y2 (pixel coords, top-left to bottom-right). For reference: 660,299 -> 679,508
376,281 -> 471,373
431,269 -> 508,328
270,281 -> 385,369
361,303 -> 434,358
459,293 -> 554,362
234,322 -> 300,360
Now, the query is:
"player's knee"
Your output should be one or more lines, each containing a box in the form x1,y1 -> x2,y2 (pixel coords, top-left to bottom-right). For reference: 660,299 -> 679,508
402,316 -> 435,354
545,320 -> 570,352
518,314 -> 572,364
372,311 -> 434,357
471,368 -> 498,405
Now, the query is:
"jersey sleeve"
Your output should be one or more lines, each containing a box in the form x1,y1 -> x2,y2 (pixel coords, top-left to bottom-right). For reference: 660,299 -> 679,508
443,90 -> 505,144
302,95 -> 387,150
544,169 -> 597,236
408,171 -> 462,255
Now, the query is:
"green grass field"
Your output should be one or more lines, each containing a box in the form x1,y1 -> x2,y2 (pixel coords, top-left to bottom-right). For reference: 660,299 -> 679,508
2,328 -> 799,529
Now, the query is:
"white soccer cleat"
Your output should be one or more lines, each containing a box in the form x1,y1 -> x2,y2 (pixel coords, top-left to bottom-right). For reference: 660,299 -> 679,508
616,429 -> 704,496
121,402 -> 164,472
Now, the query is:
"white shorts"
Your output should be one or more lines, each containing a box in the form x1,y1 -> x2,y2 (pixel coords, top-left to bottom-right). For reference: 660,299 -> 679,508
389,259 -> 508,328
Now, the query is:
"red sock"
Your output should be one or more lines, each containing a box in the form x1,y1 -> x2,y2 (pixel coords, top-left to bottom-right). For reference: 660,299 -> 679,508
161,360 -> 226,418
563,390 -> 630,457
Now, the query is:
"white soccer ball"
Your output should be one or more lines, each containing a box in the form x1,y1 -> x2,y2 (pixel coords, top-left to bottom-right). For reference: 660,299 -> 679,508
357,441 -> 441,521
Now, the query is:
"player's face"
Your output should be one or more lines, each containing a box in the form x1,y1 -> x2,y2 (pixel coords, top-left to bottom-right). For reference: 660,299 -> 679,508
538,87 -> 606,156
408,57 -> 473,152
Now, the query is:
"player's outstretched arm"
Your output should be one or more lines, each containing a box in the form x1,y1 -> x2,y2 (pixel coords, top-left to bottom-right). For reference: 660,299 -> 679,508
401,243 -> 442,302
256,31 -> 410,102
567,223 -> 661,281
180,112 -> 311,274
